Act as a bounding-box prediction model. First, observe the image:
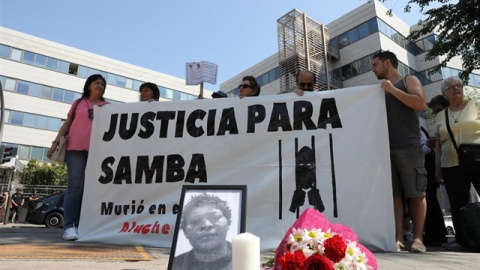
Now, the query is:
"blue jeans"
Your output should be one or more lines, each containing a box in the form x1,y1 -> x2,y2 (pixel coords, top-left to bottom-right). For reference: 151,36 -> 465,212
64,150 -> 88,229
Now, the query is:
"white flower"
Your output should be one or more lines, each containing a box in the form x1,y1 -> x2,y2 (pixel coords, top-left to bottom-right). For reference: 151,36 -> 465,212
283,228 -> 372,270
332,241 -> 369,270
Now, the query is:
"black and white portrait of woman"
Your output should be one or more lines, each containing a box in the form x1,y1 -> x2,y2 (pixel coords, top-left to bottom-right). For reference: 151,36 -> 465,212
169,186 -> 246,270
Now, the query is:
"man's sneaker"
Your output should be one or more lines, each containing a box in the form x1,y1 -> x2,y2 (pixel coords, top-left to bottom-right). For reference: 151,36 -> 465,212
63,227 -> 78,241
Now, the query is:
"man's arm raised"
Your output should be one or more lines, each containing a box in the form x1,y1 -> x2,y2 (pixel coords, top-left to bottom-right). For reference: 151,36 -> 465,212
381,75 -> 426,111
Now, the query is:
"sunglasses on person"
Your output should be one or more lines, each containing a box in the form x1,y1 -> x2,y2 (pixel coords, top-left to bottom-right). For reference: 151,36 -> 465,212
299,82 -> 314,88
238,84 -> 252,90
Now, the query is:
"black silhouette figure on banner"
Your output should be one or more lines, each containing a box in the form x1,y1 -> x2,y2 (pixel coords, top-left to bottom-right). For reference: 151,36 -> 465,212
289,136 -> 325,218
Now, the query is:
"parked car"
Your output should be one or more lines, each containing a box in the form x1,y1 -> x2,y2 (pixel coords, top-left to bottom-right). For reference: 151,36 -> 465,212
444,215 -> 455,236
26,192 -> 64,228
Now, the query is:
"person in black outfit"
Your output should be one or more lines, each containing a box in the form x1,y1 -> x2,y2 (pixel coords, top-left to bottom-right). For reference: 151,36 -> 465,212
10,188 -> 24,223
421,126 -> 447,246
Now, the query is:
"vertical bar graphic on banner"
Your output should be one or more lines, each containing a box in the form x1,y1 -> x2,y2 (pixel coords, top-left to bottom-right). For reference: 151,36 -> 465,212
278,140 -> 283,220
294,138 -> 300,218
329,133 -> 338,218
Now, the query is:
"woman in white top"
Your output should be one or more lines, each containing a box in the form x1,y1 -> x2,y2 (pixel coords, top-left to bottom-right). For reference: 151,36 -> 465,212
435,76 -> 480,249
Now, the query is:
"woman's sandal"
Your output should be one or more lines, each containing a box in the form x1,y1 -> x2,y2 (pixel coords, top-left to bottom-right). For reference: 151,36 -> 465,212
411,240 -> 427,253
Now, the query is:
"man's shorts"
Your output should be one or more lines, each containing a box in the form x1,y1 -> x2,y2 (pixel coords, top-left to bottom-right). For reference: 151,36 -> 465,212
390,146 -> 427,198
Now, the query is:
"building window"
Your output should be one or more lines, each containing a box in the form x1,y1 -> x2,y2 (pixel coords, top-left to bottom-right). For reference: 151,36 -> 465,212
333,69 -> 342,83
23,113 -> 36,128
173,91 -> 181,101
46,57 -> 58,70
68,63 -> 79,75
10,48 -> 22,61
98,71 -> 108,79
165,88 -> 174,99
159,87 -> 166,97
47,118 -> 60,131
423,35 -> 436,51
36,116 -> 48,129
126,79 -> 133,89
10,111 -> 23,125
31,147 -> 44,160
134,80 -> 143,90
429,68 -> 443,82
0,44 -> 10,58
16,81 -> 29,94
358,22 -> 370,39
18,145 -> 31,160
41,86 -> 53,99
3,110 -> 10,123
369,18 -> 378,33
57,60 -> 69,73
348,28 -> 359,43
107,73 -> 116,85
341,65 -> 353,80
329,38 -> 338,50
88,68 -> 99,77
4,78 -> 16,91
53,88 -> 64,101
78,66 -> 89,78
64,91 -> 75,103
338,33 -> 349,48
22,51 -> 35,65
116,75 -> 126,87
377,19 -> 387,35
29,83 -> 42,97
34,54 -> 47,68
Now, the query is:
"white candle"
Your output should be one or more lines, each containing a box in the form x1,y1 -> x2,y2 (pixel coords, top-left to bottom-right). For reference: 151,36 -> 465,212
232,232 -> 260,270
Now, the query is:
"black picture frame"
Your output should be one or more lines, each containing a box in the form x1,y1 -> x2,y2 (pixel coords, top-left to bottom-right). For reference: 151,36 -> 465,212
167,185 -> 247,270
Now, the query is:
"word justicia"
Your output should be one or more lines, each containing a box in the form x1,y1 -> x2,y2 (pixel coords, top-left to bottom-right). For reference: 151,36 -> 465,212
101,98 -> 343,141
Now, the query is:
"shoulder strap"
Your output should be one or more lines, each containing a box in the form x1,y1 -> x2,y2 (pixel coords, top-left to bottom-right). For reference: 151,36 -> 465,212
444,109 -> 460,154
65,98 -> 82,136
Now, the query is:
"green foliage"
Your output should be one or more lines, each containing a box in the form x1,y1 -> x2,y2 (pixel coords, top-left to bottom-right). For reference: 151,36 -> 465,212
262,255 -> 275,268
21,159 -> 67,186
381,0 -> 479,82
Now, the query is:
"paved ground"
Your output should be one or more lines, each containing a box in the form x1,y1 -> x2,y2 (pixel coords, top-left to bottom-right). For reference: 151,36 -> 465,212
1,224 -> 479,270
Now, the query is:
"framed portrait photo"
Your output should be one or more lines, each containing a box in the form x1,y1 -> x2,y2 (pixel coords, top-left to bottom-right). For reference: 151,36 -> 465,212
167,185 -> 247,270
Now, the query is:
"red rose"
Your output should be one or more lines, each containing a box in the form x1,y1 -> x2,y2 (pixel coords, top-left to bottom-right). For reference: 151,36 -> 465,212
323,235 -> 347,263
278,250 -> 306,270
304,253 -> 334,270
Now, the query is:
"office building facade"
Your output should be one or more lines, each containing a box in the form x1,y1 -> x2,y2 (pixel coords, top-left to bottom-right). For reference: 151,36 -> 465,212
0,27 -> 211,164
221,1 -> 480,101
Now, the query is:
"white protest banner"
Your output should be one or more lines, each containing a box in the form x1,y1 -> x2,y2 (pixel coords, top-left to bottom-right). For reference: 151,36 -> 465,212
185,61 -> 218,85
78,85 -> 396,252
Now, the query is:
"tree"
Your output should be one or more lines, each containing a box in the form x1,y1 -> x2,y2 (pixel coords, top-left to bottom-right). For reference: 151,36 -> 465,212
21,159 -> 67,186
381,0 -> 479,82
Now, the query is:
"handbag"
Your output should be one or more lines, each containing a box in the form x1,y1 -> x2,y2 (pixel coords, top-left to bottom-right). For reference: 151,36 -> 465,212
444,109 -> 480,172
459,202 -> 480,250
50,99 -> 81,162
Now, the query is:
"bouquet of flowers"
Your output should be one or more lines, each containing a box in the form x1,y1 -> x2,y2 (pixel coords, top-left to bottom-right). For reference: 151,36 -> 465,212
273,208 -> 377,270
278,228 -> 371,270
